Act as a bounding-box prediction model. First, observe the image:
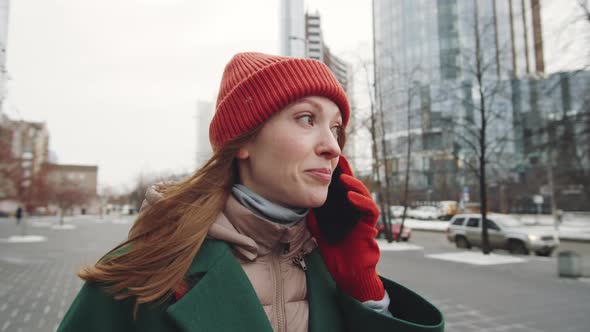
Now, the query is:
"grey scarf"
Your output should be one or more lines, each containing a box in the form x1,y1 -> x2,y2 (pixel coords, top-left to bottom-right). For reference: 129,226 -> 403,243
231,184 -> 309,226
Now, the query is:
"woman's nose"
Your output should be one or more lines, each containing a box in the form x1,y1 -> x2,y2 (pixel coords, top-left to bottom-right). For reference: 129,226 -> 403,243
316,127 -> 341,159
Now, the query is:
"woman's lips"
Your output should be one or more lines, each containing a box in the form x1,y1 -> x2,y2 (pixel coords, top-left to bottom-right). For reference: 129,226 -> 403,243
305,169 -> 332,184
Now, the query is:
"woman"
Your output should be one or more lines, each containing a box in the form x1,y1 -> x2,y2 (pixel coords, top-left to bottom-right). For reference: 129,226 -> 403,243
58,52 -> 444,332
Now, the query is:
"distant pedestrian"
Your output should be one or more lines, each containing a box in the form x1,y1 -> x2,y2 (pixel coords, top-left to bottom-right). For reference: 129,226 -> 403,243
15,206 -> 22,225
58,52 -> 444,332
556,209 -> 563,224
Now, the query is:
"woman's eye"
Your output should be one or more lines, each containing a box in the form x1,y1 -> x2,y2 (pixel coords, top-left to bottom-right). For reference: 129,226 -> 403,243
298,115 -> 314,126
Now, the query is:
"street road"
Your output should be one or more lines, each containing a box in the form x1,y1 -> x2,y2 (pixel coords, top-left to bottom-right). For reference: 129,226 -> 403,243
379,231 -> 590,332
1,216 -> 589,332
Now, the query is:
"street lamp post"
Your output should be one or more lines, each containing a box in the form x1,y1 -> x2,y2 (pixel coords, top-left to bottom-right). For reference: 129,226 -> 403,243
288,35 -> 308,58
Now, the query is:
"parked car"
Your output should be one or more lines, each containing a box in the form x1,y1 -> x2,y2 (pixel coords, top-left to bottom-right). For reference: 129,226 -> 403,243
409,206 -> 441,220
376,220 -> 412,241
389,205 -> 406,218
446,213 -> 559,256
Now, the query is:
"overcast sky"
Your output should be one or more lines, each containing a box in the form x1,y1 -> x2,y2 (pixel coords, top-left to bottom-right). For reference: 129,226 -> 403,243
5,0 -> 373,191
4,0 -> 586,192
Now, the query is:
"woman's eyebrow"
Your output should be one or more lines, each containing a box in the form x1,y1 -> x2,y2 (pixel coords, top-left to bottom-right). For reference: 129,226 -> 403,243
292,98 -> 341,122
291,97 -> 321,110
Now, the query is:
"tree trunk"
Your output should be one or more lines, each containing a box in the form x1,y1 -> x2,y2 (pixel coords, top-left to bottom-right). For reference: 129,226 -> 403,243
478,77 -> 490,255
370,6 -> 393,242
398,168 -> 410,242
369,80 -> 389,242
480,154 -> 491,254
474,0 -> 491,255
378,93 -> 394,243
399,88 -> 414,242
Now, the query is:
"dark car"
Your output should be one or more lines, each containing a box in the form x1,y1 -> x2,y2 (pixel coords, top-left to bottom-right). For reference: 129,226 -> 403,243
376,221 -> 411,241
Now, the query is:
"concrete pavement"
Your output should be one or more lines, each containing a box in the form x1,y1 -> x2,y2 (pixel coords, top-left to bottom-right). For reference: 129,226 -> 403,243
1,215 -> 590,332
378,232 -> 590,331
0,216 -> 131,332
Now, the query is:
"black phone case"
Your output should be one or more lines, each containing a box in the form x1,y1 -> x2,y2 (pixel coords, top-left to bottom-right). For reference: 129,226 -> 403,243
313,167 -> 363,244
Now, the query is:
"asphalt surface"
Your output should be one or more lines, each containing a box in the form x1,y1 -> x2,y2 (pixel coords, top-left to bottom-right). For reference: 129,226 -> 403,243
1,216 -> 589,332
379,231 -> 590,332
0,216 -> 130,332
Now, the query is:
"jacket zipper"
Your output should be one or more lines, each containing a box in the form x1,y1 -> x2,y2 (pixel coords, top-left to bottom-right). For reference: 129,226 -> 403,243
292,251 -> 307,271
272,245 -> 308,331
272,247 -> 286,332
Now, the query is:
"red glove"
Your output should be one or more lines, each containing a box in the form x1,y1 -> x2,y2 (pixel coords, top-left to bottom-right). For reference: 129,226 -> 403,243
307,157 -> 385,302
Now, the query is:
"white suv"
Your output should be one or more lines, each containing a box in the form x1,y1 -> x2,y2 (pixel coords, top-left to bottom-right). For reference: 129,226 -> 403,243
409,206 -> 441,220
446,213 -> 559,256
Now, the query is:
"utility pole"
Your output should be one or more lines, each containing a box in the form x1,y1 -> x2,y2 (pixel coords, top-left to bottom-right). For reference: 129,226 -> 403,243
289,36 -> 308,58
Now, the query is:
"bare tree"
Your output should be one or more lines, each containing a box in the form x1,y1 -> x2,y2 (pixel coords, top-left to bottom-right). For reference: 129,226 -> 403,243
397,80 -> 421,242
440,2 -> 518,254
0,124 -> 19,200
373,67 -> 396,242
46,177 -> 91,225
579,0 -> 590,21
375,57 -> 457,241
126,171 -> 187,212
374,64 -> 424,242
127,173 -> 153,212
356,59 -> 394,242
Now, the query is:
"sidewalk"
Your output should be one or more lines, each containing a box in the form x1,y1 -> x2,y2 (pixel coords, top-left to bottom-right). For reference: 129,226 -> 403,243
3,213 -> 590,242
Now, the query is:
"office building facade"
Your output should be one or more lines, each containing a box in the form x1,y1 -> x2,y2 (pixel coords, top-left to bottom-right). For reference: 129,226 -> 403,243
373,0 -> 547,205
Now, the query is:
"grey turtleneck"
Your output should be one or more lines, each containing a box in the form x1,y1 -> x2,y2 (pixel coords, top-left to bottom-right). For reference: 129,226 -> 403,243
231,184 -> 309,226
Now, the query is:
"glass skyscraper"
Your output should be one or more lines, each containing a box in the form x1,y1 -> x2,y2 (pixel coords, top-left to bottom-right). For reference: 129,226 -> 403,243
373,0 -> 545,201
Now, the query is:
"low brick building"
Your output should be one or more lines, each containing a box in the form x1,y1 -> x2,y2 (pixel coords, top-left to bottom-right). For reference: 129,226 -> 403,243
45,163 -> 99,215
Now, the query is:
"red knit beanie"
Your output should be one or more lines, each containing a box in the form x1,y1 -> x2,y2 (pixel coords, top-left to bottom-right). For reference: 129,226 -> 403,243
209,52 -> 350,151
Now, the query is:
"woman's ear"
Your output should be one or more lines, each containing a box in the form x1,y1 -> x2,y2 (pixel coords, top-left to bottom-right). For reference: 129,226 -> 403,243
236,147 -> 249,160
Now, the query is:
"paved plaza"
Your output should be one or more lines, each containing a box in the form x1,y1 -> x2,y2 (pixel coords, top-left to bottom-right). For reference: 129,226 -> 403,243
1,216 -> 590,331
0,216 -> 132,332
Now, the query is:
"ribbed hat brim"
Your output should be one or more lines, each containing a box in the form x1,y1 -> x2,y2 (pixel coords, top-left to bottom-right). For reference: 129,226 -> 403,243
209,56 -> 350,150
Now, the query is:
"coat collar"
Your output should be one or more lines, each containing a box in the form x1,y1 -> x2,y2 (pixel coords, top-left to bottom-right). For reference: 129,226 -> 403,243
165,240 -> 273,332
208,195 -> 313,261
164,240 -> 343,332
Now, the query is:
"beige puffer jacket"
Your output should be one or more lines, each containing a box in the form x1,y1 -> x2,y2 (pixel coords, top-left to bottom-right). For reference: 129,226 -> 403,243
140,184 -> 317,332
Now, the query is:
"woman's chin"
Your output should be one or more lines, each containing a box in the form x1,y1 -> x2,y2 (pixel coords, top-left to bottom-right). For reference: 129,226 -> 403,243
280,187 -> 328,208
303,192 -> 328,208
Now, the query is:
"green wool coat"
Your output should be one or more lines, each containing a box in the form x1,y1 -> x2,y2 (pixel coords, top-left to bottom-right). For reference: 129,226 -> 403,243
58,240 -> 444,332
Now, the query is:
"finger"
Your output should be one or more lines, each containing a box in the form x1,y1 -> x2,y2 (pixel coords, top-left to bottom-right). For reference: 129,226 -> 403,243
339,174 -> 372,197
337,156 -> 354,176
347,191 -> 380,219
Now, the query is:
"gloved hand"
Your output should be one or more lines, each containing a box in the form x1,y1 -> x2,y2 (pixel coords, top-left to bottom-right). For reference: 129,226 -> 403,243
307,156 -> 385,302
